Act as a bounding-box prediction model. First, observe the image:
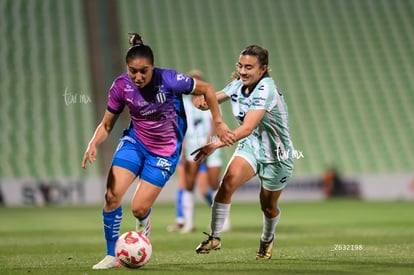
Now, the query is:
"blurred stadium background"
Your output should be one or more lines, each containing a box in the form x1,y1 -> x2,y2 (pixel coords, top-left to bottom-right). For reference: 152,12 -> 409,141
1,0 -> 413,206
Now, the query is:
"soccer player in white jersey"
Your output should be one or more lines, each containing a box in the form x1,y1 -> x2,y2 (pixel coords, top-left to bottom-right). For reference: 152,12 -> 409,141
168,71 -> 229,233
193,45 -> 294,259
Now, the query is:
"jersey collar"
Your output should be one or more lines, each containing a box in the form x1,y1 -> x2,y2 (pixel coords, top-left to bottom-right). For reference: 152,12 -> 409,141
241,72 -> 269,97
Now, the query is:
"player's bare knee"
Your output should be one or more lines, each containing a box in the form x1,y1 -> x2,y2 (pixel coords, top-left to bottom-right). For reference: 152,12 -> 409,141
261,205 -> 279,218
185,181 -> 196,191
131,207 -> 149,219
104,191 -> 121,209
220,174 -> 239,194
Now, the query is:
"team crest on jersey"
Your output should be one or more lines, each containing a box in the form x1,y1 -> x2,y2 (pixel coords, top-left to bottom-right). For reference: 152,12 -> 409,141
156,92 -> 166,103
155,85 -> 166,103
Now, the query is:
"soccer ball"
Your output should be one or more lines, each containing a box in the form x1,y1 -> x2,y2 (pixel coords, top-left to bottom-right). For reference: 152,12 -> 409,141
115,231 -> 152,268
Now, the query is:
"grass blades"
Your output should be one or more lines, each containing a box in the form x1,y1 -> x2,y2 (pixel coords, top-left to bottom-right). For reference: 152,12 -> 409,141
0,200 -> 413,274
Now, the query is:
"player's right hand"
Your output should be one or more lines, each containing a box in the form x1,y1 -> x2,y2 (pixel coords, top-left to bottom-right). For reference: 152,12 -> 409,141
81,145 -> 97,169
215,121 -> 236,146
193,96 -> 209,110
191,142 -> 219,163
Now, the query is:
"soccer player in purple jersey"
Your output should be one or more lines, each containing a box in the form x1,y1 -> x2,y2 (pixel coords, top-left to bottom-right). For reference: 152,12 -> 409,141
81,33 -> 235,269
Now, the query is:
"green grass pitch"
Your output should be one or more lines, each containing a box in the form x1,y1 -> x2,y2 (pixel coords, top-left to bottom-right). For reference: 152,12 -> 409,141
0,200 -> 413,274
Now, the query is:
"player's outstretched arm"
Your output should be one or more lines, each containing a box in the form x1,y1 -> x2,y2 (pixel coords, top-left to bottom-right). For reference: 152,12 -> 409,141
193,91 -> 229,110
231,109 -> 266,141
191,109 -> 266,162
192,80 -> 235,146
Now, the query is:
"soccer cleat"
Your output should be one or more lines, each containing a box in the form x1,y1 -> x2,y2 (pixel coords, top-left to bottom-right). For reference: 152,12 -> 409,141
167,223 -> 184,232
256,235 -> 274,260
195,232 -> 221,254
137,216 -> 151,237
92,255 -> 120,269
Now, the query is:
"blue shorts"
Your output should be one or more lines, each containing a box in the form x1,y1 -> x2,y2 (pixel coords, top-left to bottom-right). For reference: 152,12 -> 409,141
111,132 -> 181,188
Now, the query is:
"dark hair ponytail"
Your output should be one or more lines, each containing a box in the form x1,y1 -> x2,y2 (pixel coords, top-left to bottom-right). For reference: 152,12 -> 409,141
128,32 -> 143,47
126,32 -> 154,64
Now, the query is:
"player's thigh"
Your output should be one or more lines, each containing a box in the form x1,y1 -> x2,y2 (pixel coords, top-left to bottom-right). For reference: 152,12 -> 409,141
224,156 -> 256,187
221,141 -> 258,193
217,156 -> 256,200
105,166 -> 137,211
107,166 -> 137,192
223,139 -> 258,189
131,179 -> 162,217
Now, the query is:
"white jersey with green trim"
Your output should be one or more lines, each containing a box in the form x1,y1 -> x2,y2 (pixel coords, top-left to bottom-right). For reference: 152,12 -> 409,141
183,95 -> 212,148
223,76 -> 294,163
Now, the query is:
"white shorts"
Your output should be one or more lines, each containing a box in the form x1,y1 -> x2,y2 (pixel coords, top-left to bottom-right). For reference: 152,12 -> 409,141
232,139 -> 294,191
184,138 -> 223,167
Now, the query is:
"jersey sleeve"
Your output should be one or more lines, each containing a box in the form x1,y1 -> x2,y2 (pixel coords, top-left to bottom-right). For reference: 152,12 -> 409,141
222,79 -> 240,97
106,80 -> 125,114
165,69 -> 195,96
249,79 -> 277,112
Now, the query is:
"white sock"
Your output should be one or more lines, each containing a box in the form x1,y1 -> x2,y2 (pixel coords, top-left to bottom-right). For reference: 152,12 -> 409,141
211,201 -> 231,238
182,190 -> 195,229
211,190 -> 231,232
222,215 -> 231,232
261,211 -> 281,242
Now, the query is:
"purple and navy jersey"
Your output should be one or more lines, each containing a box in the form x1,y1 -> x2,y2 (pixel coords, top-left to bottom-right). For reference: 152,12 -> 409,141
107,68 -> 195,156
